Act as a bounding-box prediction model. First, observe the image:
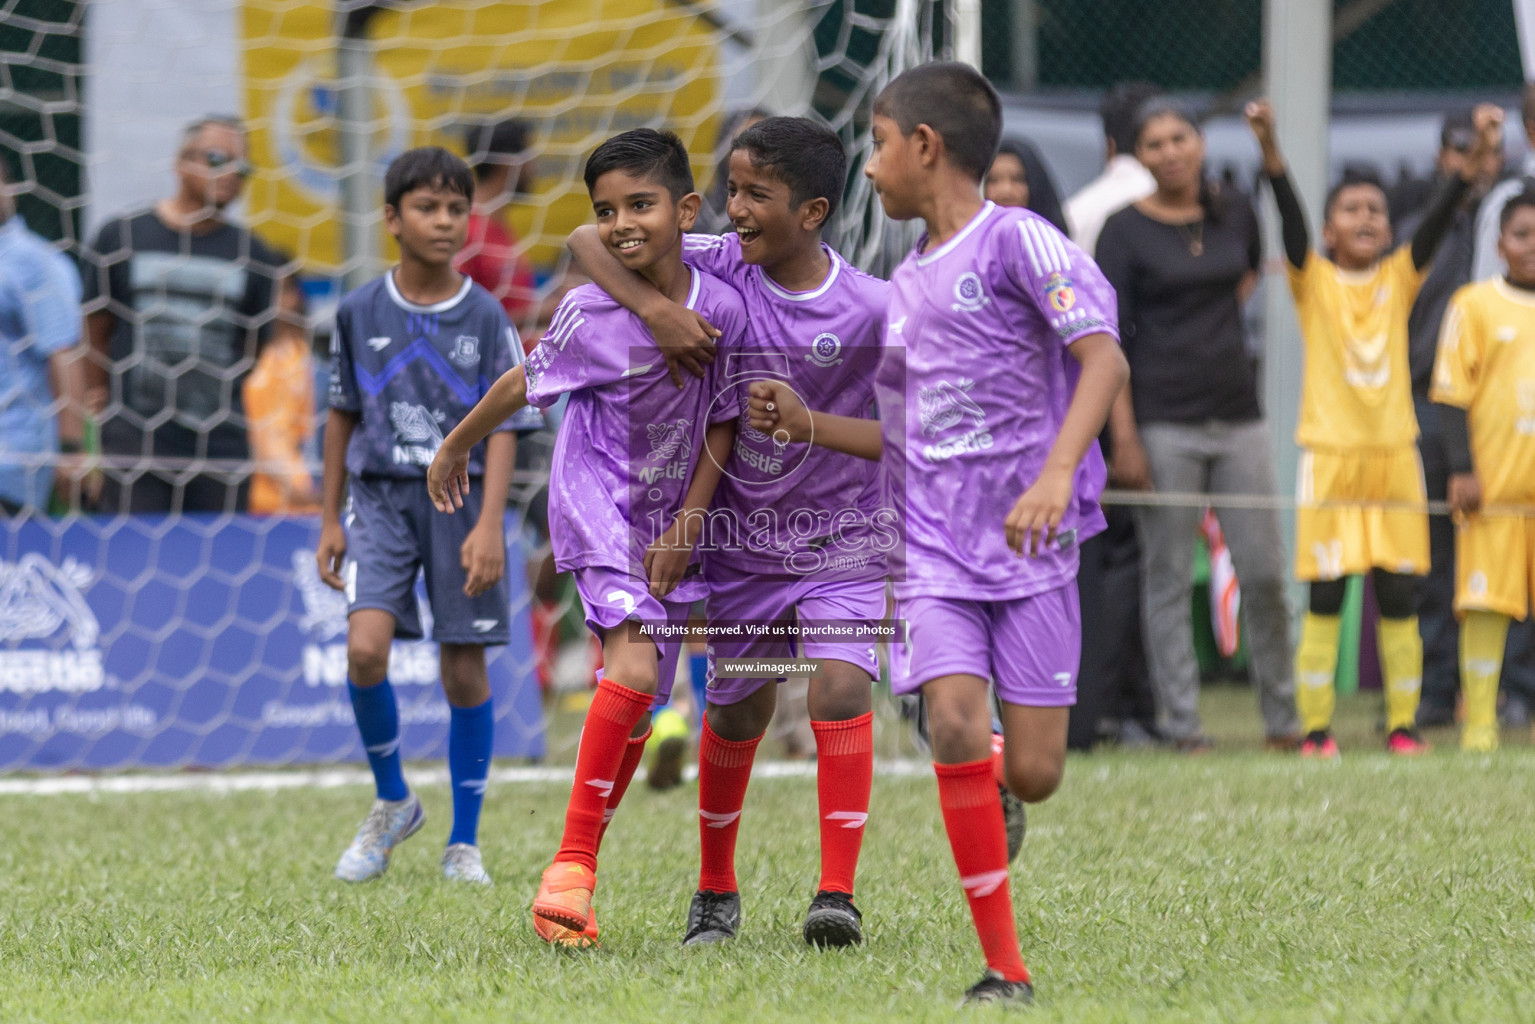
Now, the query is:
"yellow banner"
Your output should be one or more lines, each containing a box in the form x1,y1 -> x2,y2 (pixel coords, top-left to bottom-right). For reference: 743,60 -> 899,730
241,0 -> 722,273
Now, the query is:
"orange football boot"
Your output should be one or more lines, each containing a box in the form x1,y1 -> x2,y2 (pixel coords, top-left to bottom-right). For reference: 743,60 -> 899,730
534,906 -> 601,948
532,861 -> 595,932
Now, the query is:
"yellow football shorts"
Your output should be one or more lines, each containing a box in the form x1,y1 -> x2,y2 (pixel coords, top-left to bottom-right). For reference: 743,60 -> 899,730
1455,511 -> 1535,620
1295,446 -> 1429,581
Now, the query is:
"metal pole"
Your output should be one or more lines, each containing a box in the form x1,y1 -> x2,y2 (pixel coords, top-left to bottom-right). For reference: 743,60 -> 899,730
1010,0 -> 1038,90
1515,0 -> 1535,81
753,0 -> 816,116
1262,0 -> 1329,592
337,4 -> 380,293
954,0 -> 982,70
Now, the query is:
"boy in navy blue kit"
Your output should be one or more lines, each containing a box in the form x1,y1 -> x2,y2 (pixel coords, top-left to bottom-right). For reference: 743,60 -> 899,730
318,147 -> 540,886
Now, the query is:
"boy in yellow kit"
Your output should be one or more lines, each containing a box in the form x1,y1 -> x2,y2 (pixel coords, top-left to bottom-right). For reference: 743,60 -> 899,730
1432,186 -> 1535,752
1247,100 -> 1503,757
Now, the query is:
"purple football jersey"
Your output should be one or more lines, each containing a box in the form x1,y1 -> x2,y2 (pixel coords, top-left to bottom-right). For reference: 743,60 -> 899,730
876,202 -> 1118,600
683,233 -> 891,579
525,270 -> 747,596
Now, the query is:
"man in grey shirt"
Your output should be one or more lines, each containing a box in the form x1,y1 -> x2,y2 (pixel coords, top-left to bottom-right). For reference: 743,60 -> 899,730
82,115 -> 286,514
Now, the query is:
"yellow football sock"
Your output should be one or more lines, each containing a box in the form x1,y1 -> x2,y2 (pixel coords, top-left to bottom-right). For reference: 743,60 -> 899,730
1295,613 -> 1342,735
1460,610 -> 1510,752
1377,616 -> 1423,734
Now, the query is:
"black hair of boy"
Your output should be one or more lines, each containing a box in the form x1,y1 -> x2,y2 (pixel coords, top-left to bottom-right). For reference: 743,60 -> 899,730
1499,180 -> 1535,229
463,120 -> 530,183
872,62 -> 1002,181
1100,81 -> 1160,157
583,128 -> 694,201
731,116 -> 847,220
1323,168 -> 1387,221
384,146 -> 474,211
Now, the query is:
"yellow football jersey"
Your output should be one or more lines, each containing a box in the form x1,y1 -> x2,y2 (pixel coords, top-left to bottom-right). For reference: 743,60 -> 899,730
1431,277 -> 1535,505
1290,246 -> 1424,450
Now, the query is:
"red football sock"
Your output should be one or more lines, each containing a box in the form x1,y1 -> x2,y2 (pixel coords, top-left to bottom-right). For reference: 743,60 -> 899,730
555,678 -> 651,871
696,717 -> 761,893
597,727 -> 650,848
990,732 -> 1006,787
935,759 -> 1030,984
812,713 -> 873,895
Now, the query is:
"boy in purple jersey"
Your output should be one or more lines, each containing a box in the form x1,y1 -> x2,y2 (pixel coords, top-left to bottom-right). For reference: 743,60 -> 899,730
569,117 -> 891,949
749,64 -> 1128,1007
319,147 -> 542,888
428,128 -> 747,948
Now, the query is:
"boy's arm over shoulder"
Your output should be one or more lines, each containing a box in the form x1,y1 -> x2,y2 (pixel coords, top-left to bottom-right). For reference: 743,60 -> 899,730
681,231 -> 743,283
567,225 -> 719,385
700,270 -> 749,344
1001,209 -> 1120,347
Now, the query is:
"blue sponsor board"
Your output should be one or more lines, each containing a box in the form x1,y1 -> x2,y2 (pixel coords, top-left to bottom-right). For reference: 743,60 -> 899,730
0,514 -> 544,771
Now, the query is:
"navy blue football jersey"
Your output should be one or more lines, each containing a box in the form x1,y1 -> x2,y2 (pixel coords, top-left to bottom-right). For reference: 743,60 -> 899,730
329,272 -> 542,478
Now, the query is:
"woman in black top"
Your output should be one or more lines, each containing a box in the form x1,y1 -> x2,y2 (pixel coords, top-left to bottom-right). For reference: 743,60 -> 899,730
1095,99 -> 1300,751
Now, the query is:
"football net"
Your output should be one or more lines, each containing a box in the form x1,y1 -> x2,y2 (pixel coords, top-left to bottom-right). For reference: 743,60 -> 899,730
0,0 -> 945,773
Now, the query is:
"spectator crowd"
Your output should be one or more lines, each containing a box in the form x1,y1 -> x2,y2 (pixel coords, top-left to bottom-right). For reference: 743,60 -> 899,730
3,88 -> 1532,749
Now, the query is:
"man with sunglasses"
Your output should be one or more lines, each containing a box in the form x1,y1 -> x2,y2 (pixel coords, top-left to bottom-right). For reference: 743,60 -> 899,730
82,114 -> 287,514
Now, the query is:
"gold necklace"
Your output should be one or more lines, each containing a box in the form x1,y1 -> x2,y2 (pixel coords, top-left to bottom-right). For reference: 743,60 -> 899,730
1178,218 -> 1205,257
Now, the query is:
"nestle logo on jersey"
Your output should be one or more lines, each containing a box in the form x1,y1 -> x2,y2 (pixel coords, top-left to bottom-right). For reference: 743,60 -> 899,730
734,440 -> 783,475
637,462 -> 687,485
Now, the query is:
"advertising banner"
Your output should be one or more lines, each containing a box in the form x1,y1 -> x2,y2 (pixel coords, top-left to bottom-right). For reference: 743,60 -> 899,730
0,514 -> 545,771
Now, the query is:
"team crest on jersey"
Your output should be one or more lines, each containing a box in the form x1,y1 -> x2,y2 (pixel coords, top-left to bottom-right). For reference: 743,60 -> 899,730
951,271 -> 990,313
1518,379 -> 1535,435
450,335 -> 479,367
1045,272 -> 1076,313
806,332 -> 843,367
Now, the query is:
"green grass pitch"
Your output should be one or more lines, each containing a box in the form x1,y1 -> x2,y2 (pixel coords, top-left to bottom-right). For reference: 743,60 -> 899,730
4,688 -> 1535,1023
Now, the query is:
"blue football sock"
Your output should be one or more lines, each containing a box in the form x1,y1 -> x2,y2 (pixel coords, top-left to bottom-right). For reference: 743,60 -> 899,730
689,650 -> 710,733
448,698 -> 494,846
348,678 -> 409,801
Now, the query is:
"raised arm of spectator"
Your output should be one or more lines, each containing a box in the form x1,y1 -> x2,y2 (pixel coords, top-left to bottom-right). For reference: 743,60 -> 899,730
1246,100 -> 1309,270
1410,105 -> 1502,271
